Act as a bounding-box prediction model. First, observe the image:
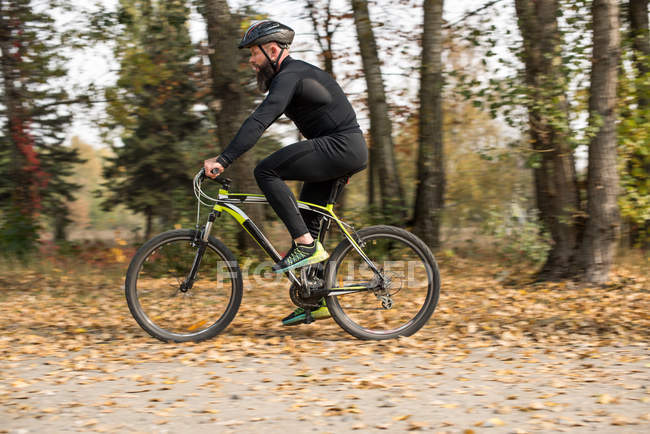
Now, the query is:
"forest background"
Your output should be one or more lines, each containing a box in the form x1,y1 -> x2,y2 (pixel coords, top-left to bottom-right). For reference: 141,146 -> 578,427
0,0 -> 648,284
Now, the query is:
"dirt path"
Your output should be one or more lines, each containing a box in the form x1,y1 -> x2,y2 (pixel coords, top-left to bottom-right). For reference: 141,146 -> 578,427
2,343 -> 648,433
1,258 -> 648,433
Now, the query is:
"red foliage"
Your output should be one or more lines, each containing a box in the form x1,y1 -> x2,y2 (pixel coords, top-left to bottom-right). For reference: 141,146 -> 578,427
6,17 -> 49,214
11,117 -> 49,213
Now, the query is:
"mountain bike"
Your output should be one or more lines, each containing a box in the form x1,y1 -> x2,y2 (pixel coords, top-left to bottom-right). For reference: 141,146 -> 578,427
125,169 -> 440,342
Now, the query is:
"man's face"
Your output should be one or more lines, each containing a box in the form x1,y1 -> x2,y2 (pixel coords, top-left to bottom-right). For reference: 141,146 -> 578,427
248,45 -> 268,71
249,44 -> 276,93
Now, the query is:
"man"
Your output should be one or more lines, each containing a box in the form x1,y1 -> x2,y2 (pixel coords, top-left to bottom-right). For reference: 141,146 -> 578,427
204,20 -> 368,325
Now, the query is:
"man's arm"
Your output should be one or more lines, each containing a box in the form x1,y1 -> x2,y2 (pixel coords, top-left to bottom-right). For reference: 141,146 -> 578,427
215,72 -> 299,168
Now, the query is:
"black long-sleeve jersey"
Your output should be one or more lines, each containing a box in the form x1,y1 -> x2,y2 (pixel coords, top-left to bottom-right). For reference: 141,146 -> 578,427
216,56 -> 362,168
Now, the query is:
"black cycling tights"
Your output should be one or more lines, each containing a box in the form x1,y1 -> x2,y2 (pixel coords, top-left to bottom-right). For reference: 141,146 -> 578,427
254,132 -> 367,240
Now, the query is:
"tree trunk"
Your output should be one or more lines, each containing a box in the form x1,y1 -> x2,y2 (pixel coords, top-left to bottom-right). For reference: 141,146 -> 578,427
144,206 -> 153,240
201,0 -> 265,254
53,213 -> 67,242
515,0 -> 581,280
351,0 -> 406,223
0,1 -> 20,187
368,140 -> 377,207
306,0 -> 336,78
581,0 -> 621,283
306,0 -> 348,213
413,0 -> 445,249
629,0 -> 649,108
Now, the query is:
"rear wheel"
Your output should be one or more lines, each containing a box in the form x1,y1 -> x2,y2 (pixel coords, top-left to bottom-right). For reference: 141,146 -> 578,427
325,225 -> 440,340
125,229 -> 242,342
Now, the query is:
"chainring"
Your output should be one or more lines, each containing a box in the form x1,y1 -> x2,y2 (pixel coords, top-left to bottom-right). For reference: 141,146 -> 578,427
289,283 -> 322,309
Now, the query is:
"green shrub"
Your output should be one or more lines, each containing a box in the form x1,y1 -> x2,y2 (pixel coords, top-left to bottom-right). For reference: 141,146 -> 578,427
480,205 -> 551,266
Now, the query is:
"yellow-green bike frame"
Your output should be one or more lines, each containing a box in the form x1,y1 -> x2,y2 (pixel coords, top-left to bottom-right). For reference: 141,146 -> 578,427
197,171 -> 383,295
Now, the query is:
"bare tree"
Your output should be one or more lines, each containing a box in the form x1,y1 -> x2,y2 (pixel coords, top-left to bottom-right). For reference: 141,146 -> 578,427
413,0 -> 445,249
305,0 -> 337,78
350,0 -> 405,222
304,0 -> 353,213
581,0 -> 621,283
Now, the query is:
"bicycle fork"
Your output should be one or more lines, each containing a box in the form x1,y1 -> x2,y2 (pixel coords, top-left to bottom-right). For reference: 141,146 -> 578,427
181,210 -> 219,292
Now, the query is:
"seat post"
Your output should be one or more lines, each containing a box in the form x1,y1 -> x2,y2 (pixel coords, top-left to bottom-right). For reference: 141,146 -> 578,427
319,176 -> 349,245
327,176 -> 349,205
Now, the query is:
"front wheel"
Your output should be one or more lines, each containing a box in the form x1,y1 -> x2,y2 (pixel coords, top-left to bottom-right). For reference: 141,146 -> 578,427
125,229 -> 243,342
325,225 -> 440,340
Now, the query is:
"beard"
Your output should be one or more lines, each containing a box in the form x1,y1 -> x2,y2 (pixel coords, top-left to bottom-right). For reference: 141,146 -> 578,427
255,58 -> 276,93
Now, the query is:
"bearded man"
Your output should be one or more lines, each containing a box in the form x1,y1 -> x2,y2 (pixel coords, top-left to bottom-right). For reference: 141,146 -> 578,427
204,21 -> 367,325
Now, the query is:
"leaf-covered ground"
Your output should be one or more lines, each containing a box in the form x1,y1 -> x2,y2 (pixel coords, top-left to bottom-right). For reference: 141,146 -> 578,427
0,254 -> 648,433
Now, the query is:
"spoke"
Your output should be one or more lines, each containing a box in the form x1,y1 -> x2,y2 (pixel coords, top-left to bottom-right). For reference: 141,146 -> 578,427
330,231 -> 433,335
133,235 -> 237,337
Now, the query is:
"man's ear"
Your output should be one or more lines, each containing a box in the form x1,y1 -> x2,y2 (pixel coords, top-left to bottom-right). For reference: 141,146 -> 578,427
270,42 -> 281,58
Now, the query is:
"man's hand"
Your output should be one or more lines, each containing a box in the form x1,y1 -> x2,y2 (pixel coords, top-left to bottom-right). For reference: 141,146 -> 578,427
204,158 -> 224,179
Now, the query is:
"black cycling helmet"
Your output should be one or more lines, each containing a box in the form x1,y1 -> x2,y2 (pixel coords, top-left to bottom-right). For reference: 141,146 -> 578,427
239,20 -> 295,49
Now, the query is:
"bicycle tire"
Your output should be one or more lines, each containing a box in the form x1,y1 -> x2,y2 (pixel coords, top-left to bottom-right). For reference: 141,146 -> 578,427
324,225 -> 440,340
125,229 -> 243,342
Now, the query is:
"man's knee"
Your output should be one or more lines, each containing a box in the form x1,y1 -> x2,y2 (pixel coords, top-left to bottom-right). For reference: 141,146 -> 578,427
254,159 -> 276,186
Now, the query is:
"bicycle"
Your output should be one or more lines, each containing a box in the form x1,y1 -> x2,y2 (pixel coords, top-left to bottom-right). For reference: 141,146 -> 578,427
125,169 -> 441,342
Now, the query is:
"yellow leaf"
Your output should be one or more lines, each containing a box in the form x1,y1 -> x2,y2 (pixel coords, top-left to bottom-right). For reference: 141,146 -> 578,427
393,414 -> 411,421
81,419 -> 98,427
485,418 -> 506,427
187,320 -> 207,331
597,394 -> 618,404
200,409 -> 219,414
407,421 -> 427,430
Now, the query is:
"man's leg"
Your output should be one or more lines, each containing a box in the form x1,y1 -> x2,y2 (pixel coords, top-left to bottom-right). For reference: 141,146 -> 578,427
254,141 -> 310,239
254,135 -> 366,324
254,141 -> 333,272
299,180 -> 338,240
254,136 -> 365,273
254,140 -> 349,240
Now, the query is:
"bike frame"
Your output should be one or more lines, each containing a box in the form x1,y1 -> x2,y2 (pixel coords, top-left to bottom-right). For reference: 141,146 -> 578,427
207,188 -> 382,295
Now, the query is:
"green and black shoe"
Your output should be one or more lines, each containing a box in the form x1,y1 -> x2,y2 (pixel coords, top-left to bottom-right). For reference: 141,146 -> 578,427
272,240 -> 329,273
282,298 -> 330,326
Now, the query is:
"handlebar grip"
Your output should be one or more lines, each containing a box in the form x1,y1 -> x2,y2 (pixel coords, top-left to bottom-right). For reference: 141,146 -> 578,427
197,168 -> 231,187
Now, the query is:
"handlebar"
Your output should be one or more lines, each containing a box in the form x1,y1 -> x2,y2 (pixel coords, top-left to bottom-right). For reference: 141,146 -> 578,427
197,168 -> 232,189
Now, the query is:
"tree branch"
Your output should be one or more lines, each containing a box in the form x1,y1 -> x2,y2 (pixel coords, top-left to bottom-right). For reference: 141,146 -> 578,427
444,0 -> 506,29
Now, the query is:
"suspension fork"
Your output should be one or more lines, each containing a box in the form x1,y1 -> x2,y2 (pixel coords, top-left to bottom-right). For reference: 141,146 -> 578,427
182,210 -> 219,291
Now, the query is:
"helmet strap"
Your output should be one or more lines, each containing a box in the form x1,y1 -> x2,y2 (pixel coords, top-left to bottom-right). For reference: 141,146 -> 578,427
258,44 -> 285,72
